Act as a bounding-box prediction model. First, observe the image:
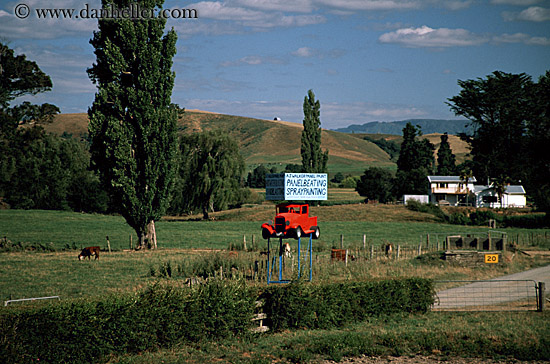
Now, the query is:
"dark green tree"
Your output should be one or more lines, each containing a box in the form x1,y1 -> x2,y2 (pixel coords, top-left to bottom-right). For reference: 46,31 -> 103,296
526,71 -> 550,212
356,167 -> 394,203
394,122 -> 435,196
436,133 -> 457,175
246,165 -> 276,188
87,0 -> 178,249
447,71 -> 532,184
174,131 -> 245,220
301,89 -> 328,173
0,42 -> 53,110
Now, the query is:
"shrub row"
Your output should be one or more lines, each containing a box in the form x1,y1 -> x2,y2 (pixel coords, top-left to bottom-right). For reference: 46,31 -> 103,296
0,281 -> 255,364
0,278 -> 433,364
261,278 -> 434,331
407,200 -> 549,228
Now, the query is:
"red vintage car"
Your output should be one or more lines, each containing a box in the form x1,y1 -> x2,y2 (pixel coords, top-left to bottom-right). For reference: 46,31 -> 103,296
261,203 -> 320,240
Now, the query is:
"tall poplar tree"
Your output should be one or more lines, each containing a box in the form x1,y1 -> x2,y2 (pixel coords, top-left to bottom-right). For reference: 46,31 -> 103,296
394,122 -> 435,197
301,89 -> 328,173
436,133 -> 457,175
87,0 -> 178,249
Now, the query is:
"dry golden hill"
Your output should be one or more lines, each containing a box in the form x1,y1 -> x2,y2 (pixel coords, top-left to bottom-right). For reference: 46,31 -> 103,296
45,111 -> 395,175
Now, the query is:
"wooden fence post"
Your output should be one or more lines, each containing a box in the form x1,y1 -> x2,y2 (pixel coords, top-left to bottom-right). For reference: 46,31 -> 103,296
370,245 -> 374,260
129,234 -> 133,250
537,282 -> 545,312
363,234 -> 366,249
340,234 -> 344,249
396,245 -> 400,259
106,236 -> 111,253
243,235 -> 247,251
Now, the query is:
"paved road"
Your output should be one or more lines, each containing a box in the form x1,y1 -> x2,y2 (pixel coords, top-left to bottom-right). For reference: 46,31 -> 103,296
433,264 -> 550,310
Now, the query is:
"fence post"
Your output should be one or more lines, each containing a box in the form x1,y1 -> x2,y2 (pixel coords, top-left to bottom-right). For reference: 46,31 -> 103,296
340,234 -> 344,249
243,235 -> 247,251
396,245 -> 400,259
363,234 -> 366,249
418,244 -> 422,256
106,236 -> 111,253
538,282 -> 545,312
370,245 -> 374,260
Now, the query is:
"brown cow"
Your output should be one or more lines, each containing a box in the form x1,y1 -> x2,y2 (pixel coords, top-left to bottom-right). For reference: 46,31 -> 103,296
78,246 -> 100,260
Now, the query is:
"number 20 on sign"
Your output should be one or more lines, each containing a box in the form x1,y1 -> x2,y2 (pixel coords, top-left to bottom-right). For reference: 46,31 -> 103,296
485,254 -> 499,264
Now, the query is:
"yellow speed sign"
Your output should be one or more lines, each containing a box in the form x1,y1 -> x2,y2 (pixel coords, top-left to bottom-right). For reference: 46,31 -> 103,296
485,254 -> 499,264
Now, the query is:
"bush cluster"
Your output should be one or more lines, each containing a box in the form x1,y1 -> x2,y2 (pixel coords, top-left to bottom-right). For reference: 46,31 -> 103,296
0,278 -> 433,364
261,278 -> 434,332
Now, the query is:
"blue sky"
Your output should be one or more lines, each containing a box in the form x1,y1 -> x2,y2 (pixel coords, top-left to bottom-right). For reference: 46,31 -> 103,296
1,0 -> 549,129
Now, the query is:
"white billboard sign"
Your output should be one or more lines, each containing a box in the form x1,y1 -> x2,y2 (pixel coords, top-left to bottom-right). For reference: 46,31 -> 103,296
265,173 -> 328,201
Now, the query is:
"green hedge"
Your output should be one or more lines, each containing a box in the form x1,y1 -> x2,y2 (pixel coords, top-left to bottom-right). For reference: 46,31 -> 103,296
0,278 -> 433,363
0,281 -> 255,364
261,278 -> 434,331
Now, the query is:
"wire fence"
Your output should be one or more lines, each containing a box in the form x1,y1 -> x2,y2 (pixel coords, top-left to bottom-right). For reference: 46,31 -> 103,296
433,280 -> 542,312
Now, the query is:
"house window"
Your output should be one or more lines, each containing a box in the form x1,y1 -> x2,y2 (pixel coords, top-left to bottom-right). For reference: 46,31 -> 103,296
438,183 -> 448,188
483,196 -> 498,203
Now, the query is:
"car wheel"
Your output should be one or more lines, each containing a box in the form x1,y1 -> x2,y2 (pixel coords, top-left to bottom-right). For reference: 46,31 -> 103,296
262,228 -> 271,240
311,226 -> 320,239
294,227 -> 303,239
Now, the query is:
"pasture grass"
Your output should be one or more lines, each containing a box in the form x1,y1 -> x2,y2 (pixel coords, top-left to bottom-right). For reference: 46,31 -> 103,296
107,311 -> 550,363
1,248 -> 547,303
3,208 -> 548,252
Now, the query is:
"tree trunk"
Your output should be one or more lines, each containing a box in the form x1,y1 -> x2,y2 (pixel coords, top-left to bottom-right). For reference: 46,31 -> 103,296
136,220 -> 157,249
147,220 -> 157,249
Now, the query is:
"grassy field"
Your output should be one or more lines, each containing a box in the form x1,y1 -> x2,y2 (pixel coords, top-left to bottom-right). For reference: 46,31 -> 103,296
107,311 -> 550,363
1,207 -> 549,364
1,207 -> 549,303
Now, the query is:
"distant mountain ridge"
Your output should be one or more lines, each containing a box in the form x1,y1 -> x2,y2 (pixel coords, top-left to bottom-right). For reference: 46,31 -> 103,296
333,119 -> 470,135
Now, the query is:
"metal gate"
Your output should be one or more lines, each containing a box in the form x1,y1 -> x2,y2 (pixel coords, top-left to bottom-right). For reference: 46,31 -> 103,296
433,280 -> 544,312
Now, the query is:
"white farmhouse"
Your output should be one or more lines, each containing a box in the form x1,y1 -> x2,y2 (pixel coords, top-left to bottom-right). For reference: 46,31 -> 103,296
474,185 -> 527,208
427,176 -> 477,206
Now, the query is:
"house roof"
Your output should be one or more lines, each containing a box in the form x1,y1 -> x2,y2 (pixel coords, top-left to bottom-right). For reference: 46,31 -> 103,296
474,185 -> 526,195
427,176 -> 477,183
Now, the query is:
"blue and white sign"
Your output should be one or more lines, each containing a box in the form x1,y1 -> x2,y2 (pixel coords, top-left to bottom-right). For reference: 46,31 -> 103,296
266,173 -> 328,201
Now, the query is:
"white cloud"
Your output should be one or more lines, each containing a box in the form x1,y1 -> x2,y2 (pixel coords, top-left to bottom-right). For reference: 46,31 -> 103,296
233,0 -> 315,13
292,46 -> 315,57
379,25 -> 487,48
0,0 -> 99,40
315,0 -> 421,11
493,32 -> 550,46
442,0 -> 473,10
291,46 -> 345,58
491,0 -> 541,5
502,6 -> 550,22
220,55 -> 286,67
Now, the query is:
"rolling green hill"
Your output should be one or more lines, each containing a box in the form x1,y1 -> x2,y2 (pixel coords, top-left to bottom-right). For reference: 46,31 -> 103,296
45,111 -> 396,176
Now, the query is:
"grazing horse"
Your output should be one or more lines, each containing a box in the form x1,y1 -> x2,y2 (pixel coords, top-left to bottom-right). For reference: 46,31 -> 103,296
78,246 -> 100,260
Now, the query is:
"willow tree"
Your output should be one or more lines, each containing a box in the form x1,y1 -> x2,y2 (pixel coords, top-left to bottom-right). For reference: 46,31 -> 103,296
87,0 -> 178,249
301,89 -> 328,173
